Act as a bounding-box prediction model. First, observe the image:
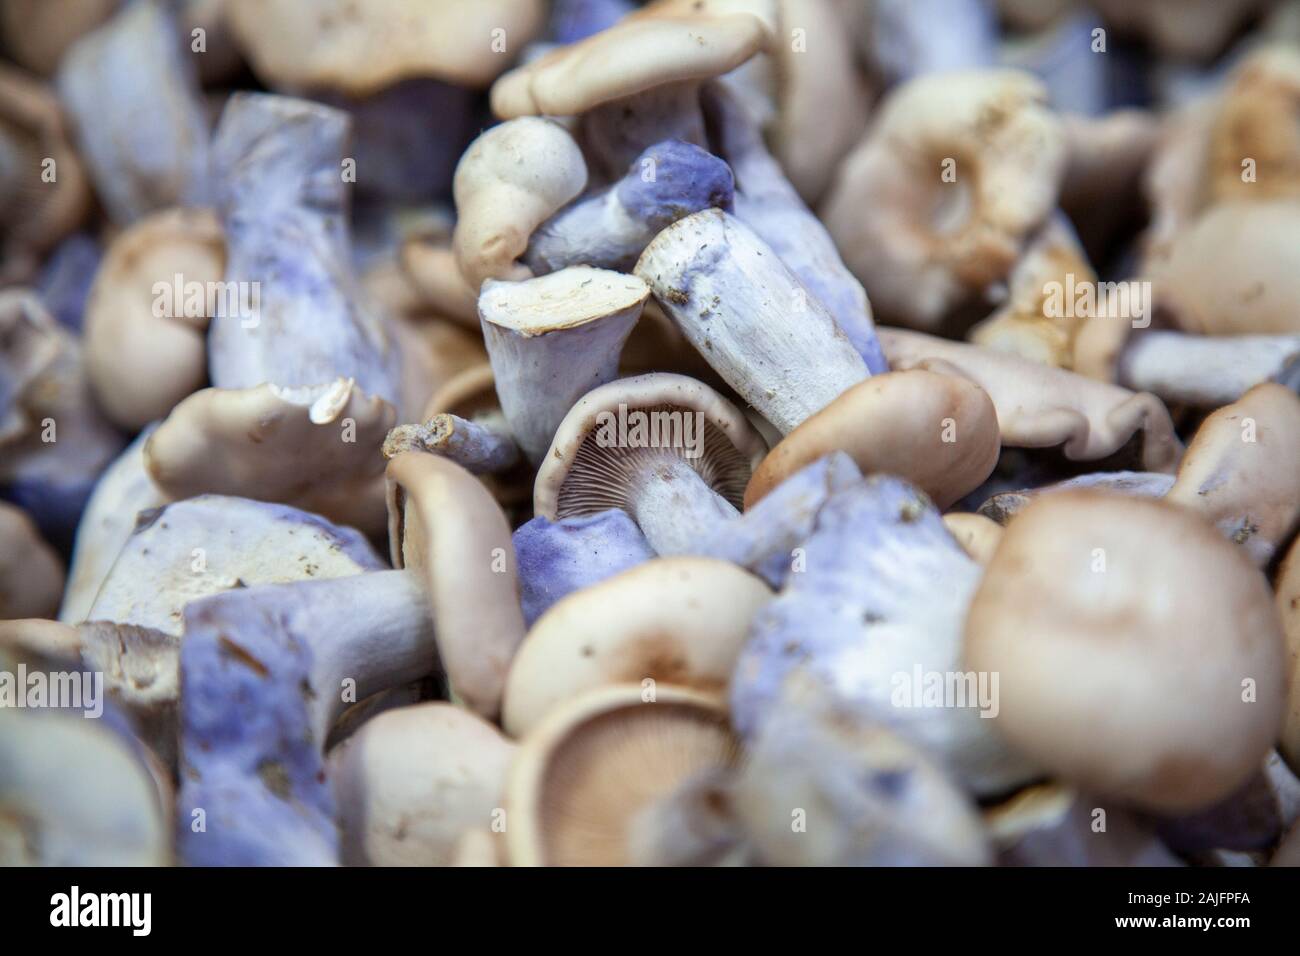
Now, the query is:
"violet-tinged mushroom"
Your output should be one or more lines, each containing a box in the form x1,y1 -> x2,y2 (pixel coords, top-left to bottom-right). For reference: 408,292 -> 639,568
865,0 -> 998,84
731,475 -> 1041,796
533,373 -> 768,555
35,232 -> 100,333
383,413 -> 521,476
329,702 -> 516,867
965,492 -> 1285,812
503,557 -> 772,736
0,500 -> 63,620
634,209 -> 871,434
1157,751 -> 1300,856
207,93 -> 401,401
56,0 -> 210,223
479,266 -> 649,464
0,289 -> 125,547
512,509 -> 654,627
523,139 -> 735,275
976,471 -> 1177,524
549,0 -> 636,45
701,82 -> 887,371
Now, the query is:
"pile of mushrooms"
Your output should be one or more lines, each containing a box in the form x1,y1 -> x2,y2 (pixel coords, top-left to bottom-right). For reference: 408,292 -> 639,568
3,0 -> 1300,869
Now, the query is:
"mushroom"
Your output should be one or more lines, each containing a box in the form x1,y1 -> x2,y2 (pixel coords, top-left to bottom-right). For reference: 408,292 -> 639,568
533,372 -> 768,555
0,288 -> 125,547
879,327 -> 1184,473
177,453 -> 526,864
479,266 -> 649,464
964,492 -> 1286,812
225,0 -> 546,96
821,69 -> 1066,331
942,512 -> 1004,565
329,703 -> 515,866
977,471 -> 1176,524
0,501 -> 64,620
523,139 -> 735,275
730,690 -> 993,866
1117,331 -> 1300,408
984,784 -> 1183,867
59,427 -> 166,625
398,237 -> 480,328
451,117 -> 588,292
744,369 -> 1001,511
83,206 -> 226,430
505,683 -> 742,866
634,209 -> 871,434
383,412 -> 521,476
503,557 -> 772,737
512,509 -> 654,627
1278,535 -> 1300,775
144,379 -> 397,535
731,474 -> 1042,796
1090,0 -> 1272,61
1164,383 -> 1300,566
35,232 -> 101,332
0,0 -> 120,75
864,0 -> 998,84
490,0 -> 773,179
1157,751 -> 1300,856
0,64 -> 92,281
55,0 -> 211,223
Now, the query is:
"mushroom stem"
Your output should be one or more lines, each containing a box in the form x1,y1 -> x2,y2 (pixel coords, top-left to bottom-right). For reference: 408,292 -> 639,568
382,413 -> 520,474
480,266 -> 648,464
702,83 -> 888,373
628,454 -> 738,556
634,209 -> 870,434
524,139 -> 735,274
1118,331 -> 1300,408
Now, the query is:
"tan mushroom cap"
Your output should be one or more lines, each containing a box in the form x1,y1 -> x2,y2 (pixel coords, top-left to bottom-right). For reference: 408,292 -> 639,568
1155,200 -> 1300,336
1165,383 -> 1300,566
1207,46 -> 1300,206
0,503 -> 63,620
503,557 -> 772,737
965,492 -> 1286,813
881,328 -> 1183,472
84,207 -> 225,430
145,378 -> 396,535
226,0 -> 546,96
821,68 -> 1066,330
452,117 -> 587,293
533,372 -> 768,521
942,512 -> 1004,565
1275,537 -> 1300,776
490,1 -> 773,119
329,702 -> 515,867
385,451 -> 526,720
0,64 -> 91,276
505,683 -> 739,866
744,369 -> 1000,511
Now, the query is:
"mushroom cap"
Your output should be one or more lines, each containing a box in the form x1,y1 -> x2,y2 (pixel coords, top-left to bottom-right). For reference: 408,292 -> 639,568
452,117 -> 588,292
398,238 -> 479,328
87,494 -> 385,636
480,266 -> 650,337
744,369 -> 1001,511
503,557 -> 772,737
83,206 -> 225,430
505,683 -> 740,866
1156,201 -> 1300,336
965,492 -> 1286,813
1165,383 -> 1300,566
227,0 -> 547,96
1276,537 -> 1300,776
941,512 -> 1004,565
385,452 -> 526,720
329,702 -> 515,866
490,1 -> 773,119
0,500 -> 63,620
880,328 -> 1183,472
1207,46 -> 1300,206
145,378 -> 397,535
534,372 -> 768,520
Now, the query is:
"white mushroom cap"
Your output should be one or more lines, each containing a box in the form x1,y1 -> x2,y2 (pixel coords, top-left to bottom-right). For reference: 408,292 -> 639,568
329,702 -> 515,866
503,557 -> 772,737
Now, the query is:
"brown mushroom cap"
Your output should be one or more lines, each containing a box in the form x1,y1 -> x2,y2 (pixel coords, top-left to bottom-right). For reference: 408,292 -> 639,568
226,0 -> 546,96
744,369 -> 1000,510
84,206 -> 225,430
502,557 -> 772,737
505,683 -> 739,866
490,2 -> 773,119
965,492 -> 1286,813
534,372 -> 767,521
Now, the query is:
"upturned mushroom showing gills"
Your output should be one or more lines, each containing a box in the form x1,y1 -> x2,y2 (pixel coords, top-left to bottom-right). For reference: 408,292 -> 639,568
13,0 -> 1300,880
